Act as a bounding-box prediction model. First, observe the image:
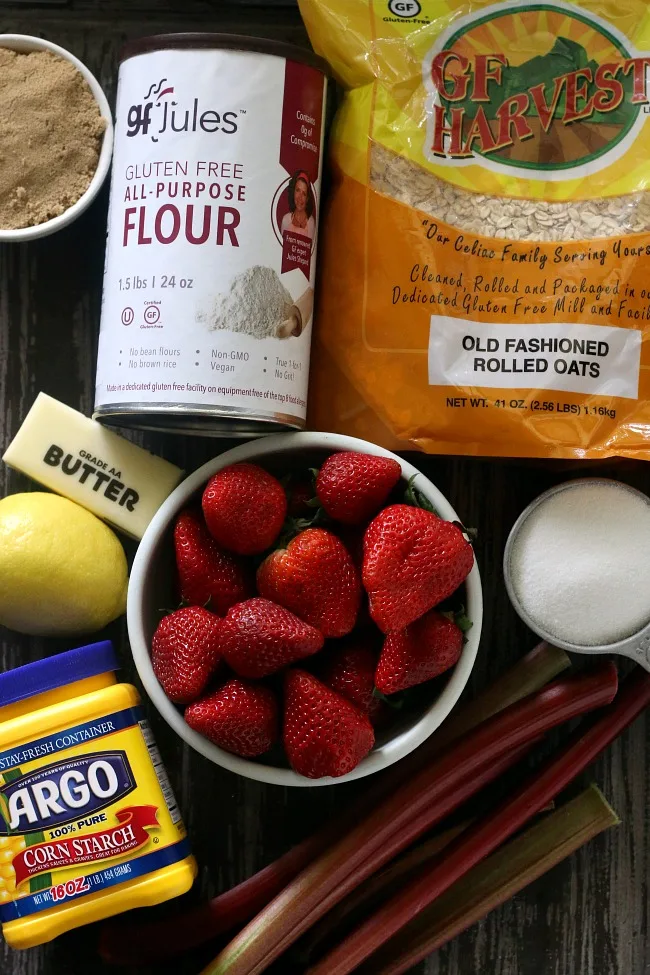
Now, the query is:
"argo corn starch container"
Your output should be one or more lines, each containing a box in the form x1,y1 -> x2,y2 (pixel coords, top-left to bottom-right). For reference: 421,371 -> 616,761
0,642 -> 196,949
94,33 -> 328,435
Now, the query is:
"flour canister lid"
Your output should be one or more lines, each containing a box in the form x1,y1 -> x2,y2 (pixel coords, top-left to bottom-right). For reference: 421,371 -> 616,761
120,32 -> 330,74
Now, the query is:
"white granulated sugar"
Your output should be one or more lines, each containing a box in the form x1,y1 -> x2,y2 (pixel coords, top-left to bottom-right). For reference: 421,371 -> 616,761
203,265 -> 292,339
510,482 -> 650,646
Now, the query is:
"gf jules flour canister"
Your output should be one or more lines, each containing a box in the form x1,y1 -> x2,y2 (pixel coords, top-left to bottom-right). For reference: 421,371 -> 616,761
94,34 -> 328,434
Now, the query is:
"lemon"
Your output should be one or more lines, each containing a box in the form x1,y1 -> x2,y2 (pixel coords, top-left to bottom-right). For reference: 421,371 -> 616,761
0,493 -> 128,637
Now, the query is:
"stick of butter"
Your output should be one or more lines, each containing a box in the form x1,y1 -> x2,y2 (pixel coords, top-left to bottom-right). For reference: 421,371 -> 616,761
3,393 -> 184,540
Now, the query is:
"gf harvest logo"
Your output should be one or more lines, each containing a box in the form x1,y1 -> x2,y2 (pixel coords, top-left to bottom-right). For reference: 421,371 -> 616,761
424,1 -> 650,176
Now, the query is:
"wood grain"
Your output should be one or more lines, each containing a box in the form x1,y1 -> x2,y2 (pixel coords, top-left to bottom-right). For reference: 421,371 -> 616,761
0,3 -> 648,974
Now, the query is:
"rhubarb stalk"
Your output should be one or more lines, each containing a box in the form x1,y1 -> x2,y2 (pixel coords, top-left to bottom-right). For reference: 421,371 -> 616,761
264,742 -> 537,970
424,641 -> 570,757
99,640 -> 569,967
202,663 -> 617,975
359,784 -> 619,975
295,821 -> 471,966
99,837 -> 323,965
308,666 -> 647,975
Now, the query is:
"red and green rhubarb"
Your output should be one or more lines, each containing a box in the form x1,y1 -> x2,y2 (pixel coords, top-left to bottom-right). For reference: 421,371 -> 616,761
357,784 -> 619,975
306,667 -> 649,975
201,662 -> 617,975
100,640 -> 569,967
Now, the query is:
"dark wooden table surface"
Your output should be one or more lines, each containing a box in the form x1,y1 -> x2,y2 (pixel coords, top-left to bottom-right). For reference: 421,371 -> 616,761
0,2 -> 649,974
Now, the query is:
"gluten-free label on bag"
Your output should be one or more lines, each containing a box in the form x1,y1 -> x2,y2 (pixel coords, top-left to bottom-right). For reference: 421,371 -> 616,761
428,319 -> 642,398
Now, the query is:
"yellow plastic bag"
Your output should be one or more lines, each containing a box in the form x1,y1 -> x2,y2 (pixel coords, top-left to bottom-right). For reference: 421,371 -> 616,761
301,0 -> 650,459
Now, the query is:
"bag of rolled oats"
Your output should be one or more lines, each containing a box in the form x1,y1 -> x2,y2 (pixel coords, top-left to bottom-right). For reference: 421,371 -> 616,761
301,0 -> 650,459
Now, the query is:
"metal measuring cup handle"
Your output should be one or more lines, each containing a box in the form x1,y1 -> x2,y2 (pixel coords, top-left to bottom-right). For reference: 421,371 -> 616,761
617,626 -> 650,672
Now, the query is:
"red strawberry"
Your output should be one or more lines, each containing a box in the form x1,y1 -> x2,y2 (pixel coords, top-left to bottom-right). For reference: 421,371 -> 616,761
316,452 -> 402,525
202,463 -> 287,555
320,636 -> 383,720
218,597 -> 324,678
375,610 -> 464,694
151,606 -> 222,704
174,508 -> 251,615
185,679 -> 278,757
283,669 -> 375,778
363,505 -> 474,632
257,528 -> 361,637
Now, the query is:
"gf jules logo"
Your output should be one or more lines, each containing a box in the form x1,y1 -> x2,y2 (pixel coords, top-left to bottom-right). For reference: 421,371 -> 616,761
126,77 -> 239,142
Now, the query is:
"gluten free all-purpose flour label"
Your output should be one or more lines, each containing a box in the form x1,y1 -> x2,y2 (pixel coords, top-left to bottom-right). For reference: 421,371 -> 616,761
95,45 -> 326,428
301,0 -> 650,459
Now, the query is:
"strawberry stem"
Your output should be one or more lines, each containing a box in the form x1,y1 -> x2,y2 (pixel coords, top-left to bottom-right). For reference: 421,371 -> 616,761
442,606 -> 473,634
403,475 -> 430,512
403,475 -> 439,515
372,688 -> 405,710
452,520 -> 478,542
277,509 -> 329,548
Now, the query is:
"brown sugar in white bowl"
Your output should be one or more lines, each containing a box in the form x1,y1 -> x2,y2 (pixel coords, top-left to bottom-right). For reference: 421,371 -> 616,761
0,35 -> 113,241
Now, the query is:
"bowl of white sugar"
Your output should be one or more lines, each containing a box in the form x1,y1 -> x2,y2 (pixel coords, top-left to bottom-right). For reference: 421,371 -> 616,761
504,478 -> 650,671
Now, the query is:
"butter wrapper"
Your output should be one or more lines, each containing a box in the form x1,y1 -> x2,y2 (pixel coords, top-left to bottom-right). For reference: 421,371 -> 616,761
3,393 -> 183,539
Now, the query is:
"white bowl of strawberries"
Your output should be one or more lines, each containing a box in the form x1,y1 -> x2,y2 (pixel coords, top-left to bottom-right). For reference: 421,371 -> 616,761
128,432 -> 482,786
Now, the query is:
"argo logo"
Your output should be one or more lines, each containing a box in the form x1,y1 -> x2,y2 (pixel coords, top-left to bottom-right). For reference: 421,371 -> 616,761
424,1 -> 650,176
388,0 -> 422,16
126,77 -> 239,143
0,753 -> 136,834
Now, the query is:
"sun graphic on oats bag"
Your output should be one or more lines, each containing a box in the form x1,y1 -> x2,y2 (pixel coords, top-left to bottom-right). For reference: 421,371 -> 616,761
437,4 -> 639,172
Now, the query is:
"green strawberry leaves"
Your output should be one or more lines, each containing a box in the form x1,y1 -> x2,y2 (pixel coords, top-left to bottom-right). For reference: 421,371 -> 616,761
372,687 -> 405,709
403,474 -> 439,514
404,475 -> 477,543
441,605 -> 473,641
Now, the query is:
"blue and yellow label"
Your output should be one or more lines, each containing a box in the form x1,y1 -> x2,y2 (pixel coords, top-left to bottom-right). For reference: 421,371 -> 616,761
0,707 -> 188,921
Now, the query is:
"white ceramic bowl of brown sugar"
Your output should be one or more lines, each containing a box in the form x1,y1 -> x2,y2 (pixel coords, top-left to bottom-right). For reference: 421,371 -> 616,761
0,35 -> 113,242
